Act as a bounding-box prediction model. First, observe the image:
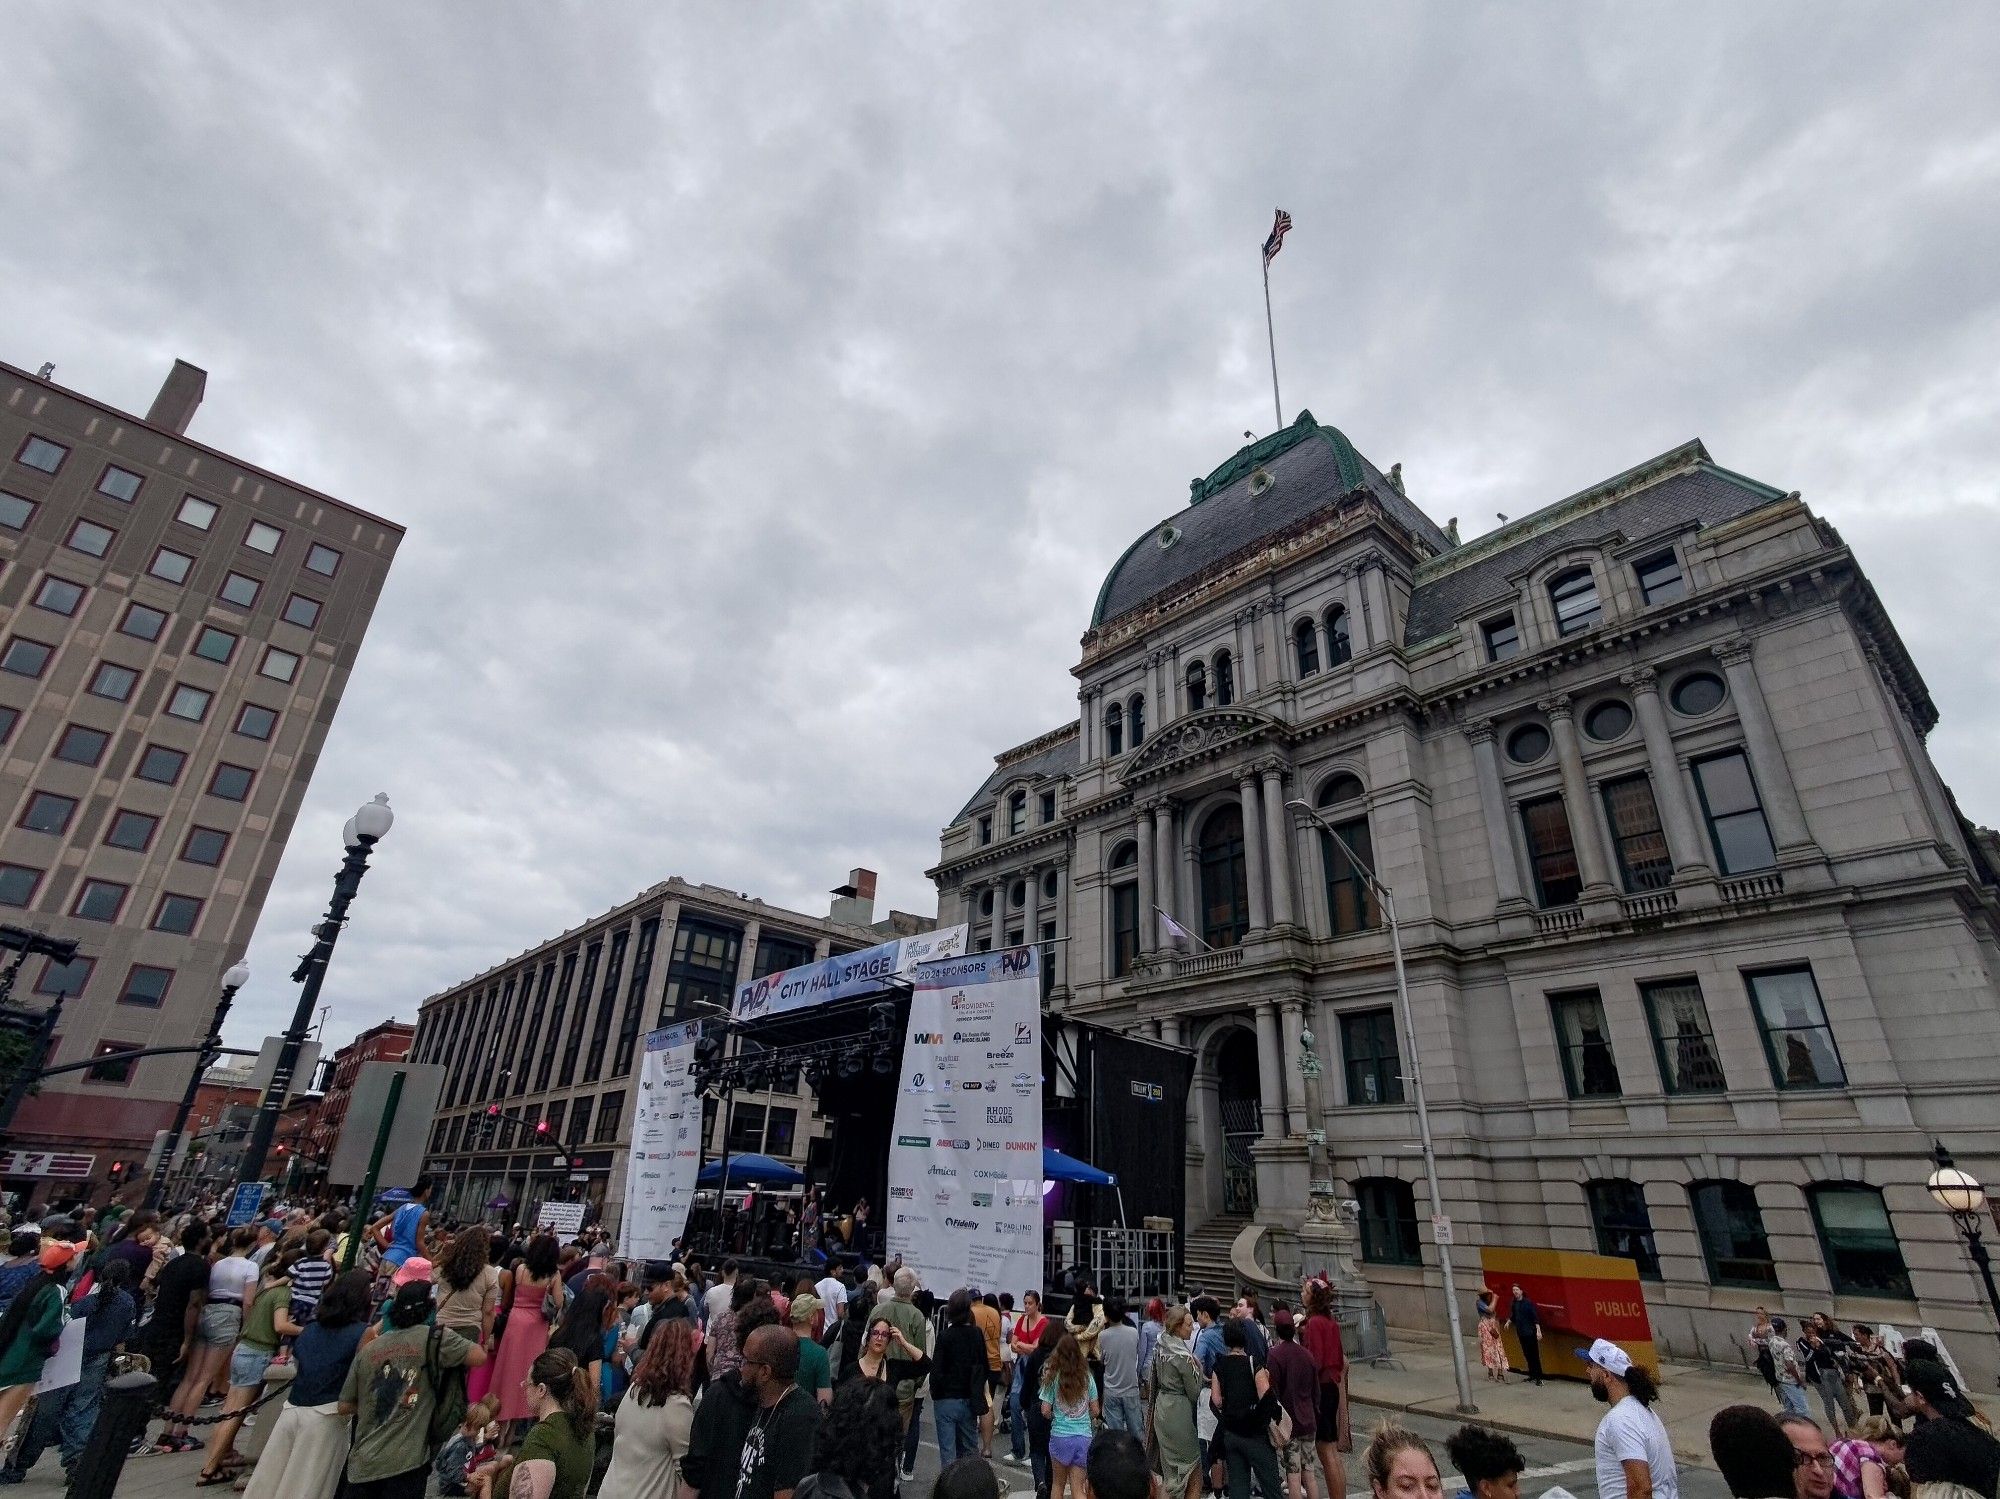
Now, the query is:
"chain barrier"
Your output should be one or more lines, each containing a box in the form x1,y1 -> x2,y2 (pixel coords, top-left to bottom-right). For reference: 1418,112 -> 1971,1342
102,1353 -> 297,1426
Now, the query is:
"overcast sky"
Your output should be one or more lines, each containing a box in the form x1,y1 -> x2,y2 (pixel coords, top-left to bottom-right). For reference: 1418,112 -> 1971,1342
6,4 -> 1997,1055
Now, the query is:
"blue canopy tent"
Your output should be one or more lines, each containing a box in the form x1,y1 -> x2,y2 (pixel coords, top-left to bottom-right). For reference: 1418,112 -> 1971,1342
699,1153 -> 806,1188
1043,1145 -> 1126,1226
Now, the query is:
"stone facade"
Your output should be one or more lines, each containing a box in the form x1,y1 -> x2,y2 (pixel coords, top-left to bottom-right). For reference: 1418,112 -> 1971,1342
932,413 -> 2000,1381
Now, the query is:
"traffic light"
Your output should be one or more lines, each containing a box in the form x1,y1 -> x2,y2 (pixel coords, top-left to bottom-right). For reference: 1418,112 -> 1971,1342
106,1161 -> 127,1185
535,1120 -> 550,1137
484,1103 -> 502,1146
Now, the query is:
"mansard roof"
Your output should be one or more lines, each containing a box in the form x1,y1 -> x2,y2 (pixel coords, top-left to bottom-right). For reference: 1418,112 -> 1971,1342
952,723 -> 1079,823
1401,442 -> 1787,643
1089,410 -> 1455,628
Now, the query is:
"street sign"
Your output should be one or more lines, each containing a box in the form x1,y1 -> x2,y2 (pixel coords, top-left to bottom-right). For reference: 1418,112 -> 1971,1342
325,1063 -> 447,1187
226,1182 -> 268,1228
1431,1213 -> 1453,1245
244,1038 -> 324,1102
537,1200 -> 586,1236
568,1172 -> 590,1182
0,1151 -> 94,1180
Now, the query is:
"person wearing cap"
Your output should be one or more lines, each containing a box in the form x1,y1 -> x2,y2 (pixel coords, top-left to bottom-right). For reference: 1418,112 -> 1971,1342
366,1255 -> 438,1342
1904,1407 -> 2000,1499
1903,1361 -> 1987,1429
0,1241 -> 76,1441
1582,1337 -> 1677,1499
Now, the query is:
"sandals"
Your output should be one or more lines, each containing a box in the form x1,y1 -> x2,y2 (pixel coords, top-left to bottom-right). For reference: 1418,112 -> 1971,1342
196,1471 -> 236,1487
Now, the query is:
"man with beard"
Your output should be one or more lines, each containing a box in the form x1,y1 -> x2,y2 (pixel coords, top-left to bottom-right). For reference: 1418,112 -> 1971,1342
1581,1338 -> 1678,1499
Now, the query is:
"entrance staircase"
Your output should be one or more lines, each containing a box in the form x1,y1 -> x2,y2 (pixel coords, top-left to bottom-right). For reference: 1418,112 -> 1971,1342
1181,1211 -> 1251,1298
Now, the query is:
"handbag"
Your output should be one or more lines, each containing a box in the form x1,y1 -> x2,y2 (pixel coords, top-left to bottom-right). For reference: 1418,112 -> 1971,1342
1266,1396 -> 1293,1449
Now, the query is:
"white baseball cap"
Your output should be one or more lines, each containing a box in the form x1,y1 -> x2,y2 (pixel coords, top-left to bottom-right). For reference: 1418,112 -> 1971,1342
1577,1337 -> 1634,1377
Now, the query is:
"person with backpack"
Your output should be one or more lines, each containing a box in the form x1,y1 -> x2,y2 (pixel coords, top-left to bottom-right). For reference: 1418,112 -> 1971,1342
339,1280 -> 486,1499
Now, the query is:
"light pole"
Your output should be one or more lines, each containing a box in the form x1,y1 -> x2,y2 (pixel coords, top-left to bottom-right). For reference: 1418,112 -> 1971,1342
239,794 -> 394,1188
146,960 -> 248,1210
1288,799 -> 1476,1415
1927,1140 -> 2000,1349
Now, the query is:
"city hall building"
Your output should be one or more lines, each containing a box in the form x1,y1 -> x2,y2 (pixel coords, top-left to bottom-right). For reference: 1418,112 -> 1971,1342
932,411 -> 2000,1381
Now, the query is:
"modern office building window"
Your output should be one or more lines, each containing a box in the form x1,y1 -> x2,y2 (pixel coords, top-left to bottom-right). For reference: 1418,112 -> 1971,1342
16,436 -> 68,473
118,965 -> 174,1009
166,685 -> 214,722
1482,615 -> 1521,662
118,603 -> 167,641
32,577 -> 84,616
568,1097 -> 593,1144
583,927 -> 629,1083
727,1102 -> 766,1154
21,792 -> 78,835
259,647 -> 300,683
53,724 -> 110,766
235,704 -> 278,740
1690,1180 -> 1779,1288
1746,966 -> 1845,1089
1356,1178 -> 1421,1265
1808,1185 -> 1912,1299
2,638 -> 54,678
1550,989 -> 1622,1098
151,893 -> 203,935
181,827 -> 230,866
219,571 -> 261,608
36,955 -> 92,997
560,941 -> 602,1087
105,811 -> 159,852
243,521 -> 283,554
0,493 -> 34,530
72,879 -> 129,922
595,1093 -> 623,1143
97,466 -> 143,502
662,918 -> 743,1021
1520,795 -> 1582,907
611,917 -> 663,1077
208,763 -> 254,801
177,495 -> 218,530
1635,551 -> 1686,605
1692,751 -> 1777,874
1602,775 -> 1673,891
136,745 -> 187,784
84,1043 -> 141,1085
149,548 -> 195,585
0,866 -> 40,908
0,708 -> 15,744
1641,979 -> 1726,1094
765,1105 -> 797,1156
283,593 -> 322,629
65,519 -> 115,558
305,543 -> 342,576
192,626 -> 237,664
1586,1179 -> 1661,1278
1341,1008 -> 1402,1106
87,662 -> 137,700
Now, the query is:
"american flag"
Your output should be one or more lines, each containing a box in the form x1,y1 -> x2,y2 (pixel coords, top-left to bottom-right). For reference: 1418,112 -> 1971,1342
1262,208 -> 1293,265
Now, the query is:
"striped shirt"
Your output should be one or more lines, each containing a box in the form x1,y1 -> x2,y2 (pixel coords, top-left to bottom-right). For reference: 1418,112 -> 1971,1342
288,1255 -> 335,1316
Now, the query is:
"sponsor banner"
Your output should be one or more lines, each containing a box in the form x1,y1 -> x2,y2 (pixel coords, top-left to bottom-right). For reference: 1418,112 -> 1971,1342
621,1021 -> 702,1260
732,925 -> 970,1022
887,947 -> 1041,1296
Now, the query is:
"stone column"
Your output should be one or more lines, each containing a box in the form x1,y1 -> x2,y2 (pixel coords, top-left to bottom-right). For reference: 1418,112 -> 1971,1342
1280,999 -> 1309,1134
1018,862 -> 1039,949
1051,864 -> 1068,989
1161,1016 -> 1184,1047
1154,800 -> 1179,934
1713,639 -> 1821,860
1542,695 -> 1618,898
1344,568 -> 1370,649
1259,761 -> 1298,927
1238,768 -> 1270,929
988,880 -> 1005,952
1236,609 -> 1258,694
1078,688 -> 1094,763
1363,560 -> 1394,650
1147,652 -> 1164,732
1466,720 -> 1529,908
1262,598 -> 1287,685
1136,808 -> 1157,953
1254,1001 -> 1286,1137
1622,667 -> 1712,879
963,885 -> 982,931
733,920 -> 763,990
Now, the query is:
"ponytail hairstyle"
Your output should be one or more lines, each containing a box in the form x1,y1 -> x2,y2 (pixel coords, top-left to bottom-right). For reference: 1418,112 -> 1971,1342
528,1347 -> 598,1440
1623,1364 -> 1661,1407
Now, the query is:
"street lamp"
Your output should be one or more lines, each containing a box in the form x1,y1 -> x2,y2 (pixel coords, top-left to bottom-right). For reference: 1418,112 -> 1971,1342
1288,798 -> 1477,1415
238,794 -> 394,1188
1927,1140 -> 2000,1337
146,959 -> 249,1210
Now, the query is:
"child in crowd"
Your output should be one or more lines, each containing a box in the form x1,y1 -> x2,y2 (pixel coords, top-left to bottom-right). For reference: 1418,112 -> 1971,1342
434,1399 -> 500,1496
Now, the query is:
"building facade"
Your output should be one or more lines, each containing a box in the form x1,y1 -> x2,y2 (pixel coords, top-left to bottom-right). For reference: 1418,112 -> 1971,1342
299,1017 -> 414,1187
411,871 -> 926,1233
933,411 -> 2000,1381
0,358 -> 402,1205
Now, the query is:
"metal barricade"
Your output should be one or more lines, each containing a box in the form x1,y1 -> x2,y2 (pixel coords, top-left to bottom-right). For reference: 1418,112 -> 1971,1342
1088,1227 -> 1176,1298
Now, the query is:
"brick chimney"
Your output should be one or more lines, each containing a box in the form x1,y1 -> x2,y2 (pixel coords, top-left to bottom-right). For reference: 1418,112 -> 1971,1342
829,867 -> 878,927
146,359 -> 207,435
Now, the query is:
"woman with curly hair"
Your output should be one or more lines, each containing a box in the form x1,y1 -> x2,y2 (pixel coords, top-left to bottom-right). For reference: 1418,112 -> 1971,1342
798,1379 -> 903,1499
600,1319 -> 701,1499
436,1225 -> 501,1405
1444,1425 -> 1525,1499
1039,1332 -> 1099,1499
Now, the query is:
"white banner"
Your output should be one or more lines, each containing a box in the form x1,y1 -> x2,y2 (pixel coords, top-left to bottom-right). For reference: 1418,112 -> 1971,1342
732,925 -> 970,1022
537,1200 -> 586,1238
887,947 -> 1041,1297
621,1021 -> 702,1260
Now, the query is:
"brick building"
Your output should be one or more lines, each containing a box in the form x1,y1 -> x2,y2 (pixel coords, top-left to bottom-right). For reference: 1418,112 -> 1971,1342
299,1017 -> 413,1181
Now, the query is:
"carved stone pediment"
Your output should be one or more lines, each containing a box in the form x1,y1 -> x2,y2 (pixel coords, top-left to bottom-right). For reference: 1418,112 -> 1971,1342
1118,708 -> 1284,785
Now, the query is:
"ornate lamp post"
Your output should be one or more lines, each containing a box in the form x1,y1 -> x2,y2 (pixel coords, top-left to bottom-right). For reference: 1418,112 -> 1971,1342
1927,1140 -> 2000,1340
145,959 -> 249,1210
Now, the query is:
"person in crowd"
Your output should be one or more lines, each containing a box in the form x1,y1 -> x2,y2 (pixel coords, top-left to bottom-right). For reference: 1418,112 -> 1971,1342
1211,1317 -> 1282,1499
1068,1283 -> 1106,1380
1363,1422 -> 1444,1499
493,1232 -> 564,1431
1902,1362 -> 1990,1430
792,1297 -> 833,1405
1041,1331 -> 1100,1499
434,1225 -> 500,1356
973,1290 -> 1005,1457
734,1326 -> 820,1499
1708,1406 -> 1800,1499
1847,1330 -> 1902,1422
1762,1320 -> 1814,1420
549,1271 -> 615,1391
1229,1299 -> 1271,1364
705,1259 -> 740,1325
1088,1429 -> 1160,1499
144,1219 -> 214,1454
869,1266 -> 932,1436
244,1270 -> 374,1499
369,1176 -> 437,1274
684,1300 -> 786,1499
1024,1317 -> 1064,1499
0,1230 -> 38,1320
1786,1418 -> 1840,1499
1903,1412 -> 2000,1499
1189,1297 -> 1226,1376
433,1399 -> 499,1497
197,1248 -> 300,1484
934,1456 -> 1004,1499
340,1279 -> 485,1499
0,1256 -> 134,1483
1506,1286 -> 1542,1387
600,1318 -> 698,1499
1444,1426 -> 1525,1499
1097,1293 -> 1143,1436
1583,1339 -> 1677,1499
287,1227 -> 337,1324
1139,1297 -> 1167,1387
711,1276 -> 762,1381
1801,1317 -> 1858,1437
1268,1309 -> 1321,1499
797,1378 -> 901,1499
500,1347 -> 600,1499
100,1208 -> 161,1290
1008,1290 -> 1050,1467
1301,1277 -> 1349,1499
931,1289 -> 991,1468
163,1224 -> 255,1444
1477,1297 -> 1508,1384
0,1239 -> 76,1442
1833,1415 -> 1909,1499
1151,1306 -> 1207,1499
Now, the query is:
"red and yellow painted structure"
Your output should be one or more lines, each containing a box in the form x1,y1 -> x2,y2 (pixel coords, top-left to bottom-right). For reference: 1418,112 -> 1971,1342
1477,1246 -> 1659,1381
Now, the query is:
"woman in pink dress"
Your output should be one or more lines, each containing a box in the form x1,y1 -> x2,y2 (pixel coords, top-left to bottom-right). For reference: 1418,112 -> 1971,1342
490,1233 -> 562,1426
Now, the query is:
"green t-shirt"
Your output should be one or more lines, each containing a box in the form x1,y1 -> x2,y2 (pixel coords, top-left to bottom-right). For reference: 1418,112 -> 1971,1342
519,1411 -> 595,1499
795,1334 -> 831,1396
242,1280 -> 287,1352
340,1323 -> 473,1483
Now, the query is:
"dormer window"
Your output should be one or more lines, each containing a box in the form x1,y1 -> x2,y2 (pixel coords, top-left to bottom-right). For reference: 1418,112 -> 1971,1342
1635,551 -> 1686,605
1008,791 -> 1027,836
1040,790 -> 1057,823
1549,567 -> 1602,635
1482,615 -> 1521,662
1186,661 -> 1207,712
978,815 -> 992,845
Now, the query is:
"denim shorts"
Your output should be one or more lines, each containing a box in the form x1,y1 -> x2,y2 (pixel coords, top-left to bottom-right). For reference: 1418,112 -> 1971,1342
229,1343 -> 274,1389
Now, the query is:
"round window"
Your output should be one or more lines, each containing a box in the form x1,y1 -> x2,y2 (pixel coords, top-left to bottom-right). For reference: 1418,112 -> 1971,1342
1583,700 -> 1633,742
1670,671 -> 1727,717
1506,724 -> 1551,764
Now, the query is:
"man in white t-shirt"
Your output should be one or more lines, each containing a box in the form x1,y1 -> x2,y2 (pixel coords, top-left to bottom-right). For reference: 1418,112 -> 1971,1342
704,1257 -> 739,1326
1582,1337 -> 1678,1499
815,1271 -> 847,1324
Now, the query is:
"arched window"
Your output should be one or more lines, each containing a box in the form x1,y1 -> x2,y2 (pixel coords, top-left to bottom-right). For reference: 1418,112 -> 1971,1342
1586,1179 -> 1661,1280
1316,774 -> 1375,935
1549,566 -> 1602,635
1355,1177 -> 1420,1265
1007,790 -> 1027,836
1808,1184 -> 1912,1298
1326,606 -> 1352,667
1214,650 -> 1234,706
1294,619 -> 1320,676
1129,694 -> 1146,747
1109,842 -> 1140,977
1104,702 -> 1124,757
1197,803 -> 1250,949
1689,1180 -> 1778,1288
1186,660 -> 1207,712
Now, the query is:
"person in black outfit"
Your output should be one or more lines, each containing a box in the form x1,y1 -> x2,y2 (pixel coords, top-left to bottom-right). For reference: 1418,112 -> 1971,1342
1506,1284 -> 1543,1386
929,1290 -> 991,1470
1210,1318 -> 1282,1499
799,1379 -> 901,1499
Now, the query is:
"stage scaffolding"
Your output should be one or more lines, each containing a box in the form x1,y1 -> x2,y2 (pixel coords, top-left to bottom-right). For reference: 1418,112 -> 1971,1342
1089,1226 -> 1177,1299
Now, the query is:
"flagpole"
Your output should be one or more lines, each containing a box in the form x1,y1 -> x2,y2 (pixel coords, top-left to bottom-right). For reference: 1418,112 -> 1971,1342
1262,250 -> 1282,432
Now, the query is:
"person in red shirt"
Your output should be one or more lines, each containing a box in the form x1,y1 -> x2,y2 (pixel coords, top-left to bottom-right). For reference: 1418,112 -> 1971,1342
1301,1277 -> 1349,1499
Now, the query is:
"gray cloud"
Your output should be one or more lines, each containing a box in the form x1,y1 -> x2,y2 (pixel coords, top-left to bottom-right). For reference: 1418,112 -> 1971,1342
5,1 -> 1996,1051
